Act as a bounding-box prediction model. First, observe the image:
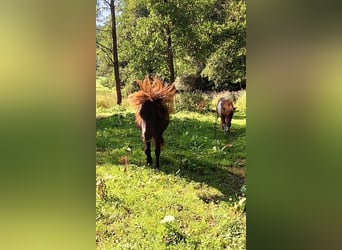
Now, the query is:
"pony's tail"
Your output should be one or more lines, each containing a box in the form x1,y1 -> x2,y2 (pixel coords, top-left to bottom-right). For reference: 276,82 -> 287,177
128,76 -> 176,111
151,77 -> 176,113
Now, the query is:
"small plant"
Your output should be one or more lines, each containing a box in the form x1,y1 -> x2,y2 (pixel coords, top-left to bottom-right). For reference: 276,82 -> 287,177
240,184 -> 246,196
161,215 -> 186,246
234,185 -> 246,212
96,178 -> 108,200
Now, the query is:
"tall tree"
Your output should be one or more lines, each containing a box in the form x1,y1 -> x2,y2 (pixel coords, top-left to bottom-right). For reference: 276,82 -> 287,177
109,0 -> 122,104
116,0 -> 169,83
99,0 -> 246,91
163,0 -> 175,83
117,0 -> 227,82
96,0 -> 122,105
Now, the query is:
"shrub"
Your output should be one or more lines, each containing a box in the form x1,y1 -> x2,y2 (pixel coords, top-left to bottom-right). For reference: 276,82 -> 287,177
175,91 -> 211,113
235,90 -> 246,114
99,76 -> 114,89
174,75 -> 213,92
122,80 -> 140,98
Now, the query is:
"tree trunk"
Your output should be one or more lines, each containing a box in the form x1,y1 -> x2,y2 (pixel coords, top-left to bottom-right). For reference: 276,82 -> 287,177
110,0 -> 122,105
163,0 -> 175,83
165,24 -> 175,83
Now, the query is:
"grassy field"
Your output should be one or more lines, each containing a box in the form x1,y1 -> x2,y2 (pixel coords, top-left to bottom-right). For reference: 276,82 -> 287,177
96,85 -> 246,249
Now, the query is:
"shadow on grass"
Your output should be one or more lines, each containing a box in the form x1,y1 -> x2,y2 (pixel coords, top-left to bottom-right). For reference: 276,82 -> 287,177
96,111 -> 246,201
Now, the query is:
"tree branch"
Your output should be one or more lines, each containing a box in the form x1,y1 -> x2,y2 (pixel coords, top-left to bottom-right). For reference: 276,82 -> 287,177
98,48 -> 114,65
96,41 -> 112,53
96,42 -> 114,64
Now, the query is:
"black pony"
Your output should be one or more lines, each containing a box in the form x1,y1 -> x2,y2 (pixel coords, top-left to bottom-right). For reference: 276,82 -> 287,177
128,76 -> 176,169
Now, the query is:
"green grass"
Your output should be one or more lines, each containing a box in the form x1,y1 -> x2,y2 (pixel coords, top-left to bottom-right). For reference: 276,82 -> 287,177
96,93 -> 246,249
96,78 -> 132,118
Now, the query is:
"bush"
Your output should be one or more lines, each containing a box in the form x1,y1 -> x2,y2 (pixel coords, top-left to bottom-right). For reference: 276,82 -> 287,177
174,75 -> 213,92
175,91 -> 211,113
99,76 -> 114,89
122,80 -> 140,98
235,90 -> 246,114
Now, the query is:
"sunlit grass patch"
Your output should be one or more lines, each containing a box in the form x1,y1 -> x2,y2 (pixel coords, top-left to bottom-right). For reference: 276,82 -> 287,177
96,91 -> 116,109
96,92 -> 246,249
96,164 -> 246,249
96,90 -> 133,119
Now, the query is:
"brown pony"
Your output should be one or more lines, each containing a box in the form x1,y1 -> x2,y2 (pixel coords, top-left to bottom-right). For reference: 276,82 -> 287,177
128,76 -> 176,169
216,97 -> 236,134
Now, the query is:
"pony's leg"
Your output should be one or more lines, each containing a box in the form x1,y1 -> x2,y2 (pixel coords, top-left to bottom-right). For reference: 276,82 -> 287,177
220,116 -> 225,130
141,120 -> 152,166
144,140 -> 152,166
154,136 -> 164,169
155,140 -> 161,169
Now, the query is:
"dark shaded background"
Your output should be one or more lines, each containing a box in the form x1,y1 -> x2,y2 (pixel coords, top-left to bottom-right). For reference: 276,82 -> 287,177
248,0 -> 342,249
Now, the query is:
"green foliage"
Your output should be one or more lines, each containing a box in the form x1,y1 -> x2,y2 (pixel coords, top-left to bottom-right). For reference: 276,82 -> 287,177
96,60 -> 112,77
203,39 -> 246,90
96,19 -> 113,76
121,80 -> 140,98
202,0 -> 246,90
95,0 -> 246,90
115,0 -> 169,84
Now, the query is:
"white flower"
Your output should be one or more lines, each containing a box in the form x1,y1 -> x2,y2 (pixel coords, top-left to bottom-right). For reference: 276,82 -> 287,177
160,215 -> 175,223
